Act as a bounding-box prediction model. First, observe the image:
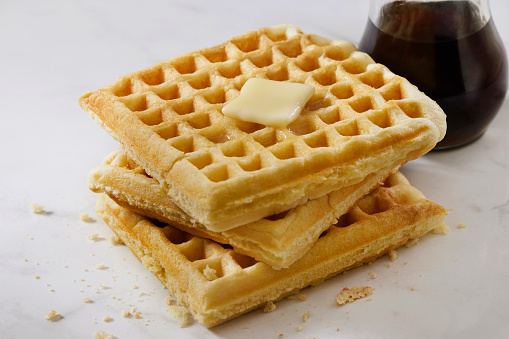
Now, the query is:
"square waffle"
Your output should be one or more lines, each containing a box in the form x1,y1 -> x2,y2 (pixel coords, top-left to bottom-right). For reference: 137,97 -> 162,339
95,172 -> 449,327
90,150 -> 404,268
81,25 -> 446,231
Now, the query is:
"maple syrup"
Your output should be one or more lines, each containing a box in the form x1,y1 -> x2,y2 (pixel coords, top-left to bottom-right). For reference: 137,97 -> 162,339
359,0 -> 507,149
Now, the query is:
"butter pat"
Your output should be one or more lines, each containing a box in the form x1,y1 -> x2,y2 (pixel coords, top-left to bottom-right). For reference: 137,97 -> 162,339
222,78 -> 314,128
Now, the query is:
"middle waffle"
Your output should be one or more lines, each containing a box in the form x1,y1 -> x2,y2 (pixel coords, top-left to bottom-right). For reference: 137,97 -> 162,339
89,150 -> 403,269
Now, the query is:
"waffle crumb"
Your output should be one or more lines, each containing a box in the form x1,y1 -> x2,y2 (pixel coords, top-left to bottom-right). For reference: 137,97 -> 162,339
93,330 -> 114,339
302,311 -> 312,322
34,274 -> 40,279
103,315 -> 112,322
263,301 -> 276,313
109,235 -> 124,245
165,305 -> 193,327
369,271 -> 377,279
297,325 -> 303,331
83,297 -> 92,303
457,223 -> 466,229
79,212 -> 92,221
298,294 -> 307,301
29,203 -> 45,214
389,250 -> 398,261
121,310 -> 131,318
96,263 -> 107,270
44,310 -> 62,321
411,286 -> 416,291
336,286 -> 374,306
203,265 -> 218,281
87,233 -> 101,241
405,238 -> 420,248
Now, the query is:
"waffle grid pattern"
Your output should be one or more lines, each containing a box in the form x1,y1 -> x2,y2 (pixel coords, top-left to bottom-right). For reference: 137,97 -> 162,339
83,25 -> 438,186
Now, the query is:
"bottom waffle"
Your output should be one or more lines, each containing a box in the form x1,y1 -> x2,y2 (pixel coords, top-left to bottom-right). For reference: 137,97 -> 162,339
95,172 -> 448,328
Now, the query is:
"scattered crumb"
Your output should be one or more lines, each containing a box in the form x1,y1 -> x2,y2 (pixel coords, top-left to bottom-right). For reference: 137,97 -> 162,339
87,233 -> 101,241
369,271 -> 377,279
302,311 -> 311,322
132,284 -> 138,289
96,263 -> 107,270
296,325 -> 303,331
121,310 -> 131,318
165,294 -> 175,305
405,238 -> 420,248
93,330 -> 115,339
411,286 -> 416,291
79,212 -> 92,222
298,294 -> 307,301
385,263 -> 393,268
34,275 -> 40,279
131,307 -> 141,319
29,203 -> 45,214
83,297 -> 93,303
103,315 -> 112,322
389,250 -> 398,261
44,310 -> 62,321
165,305 -> 193,327
109,235 -> 124,245
263,301 -> 276,313
203,265 -> 218,281
336,286 -> 374,306
278,334 -> 284,338
457,223 -> 466,229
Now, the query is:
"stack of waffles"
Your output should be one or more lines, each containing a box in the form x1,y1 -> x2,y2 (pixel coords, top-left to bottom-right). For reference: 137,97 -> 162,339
80,25 -> 448,327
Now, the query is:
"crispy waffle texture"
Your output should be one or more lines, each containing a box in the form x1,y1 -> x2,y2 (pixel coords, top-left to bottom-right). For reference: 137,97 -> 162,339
90,150 -> 403,268
80,25 -> 446,231
95,172 -> 448,328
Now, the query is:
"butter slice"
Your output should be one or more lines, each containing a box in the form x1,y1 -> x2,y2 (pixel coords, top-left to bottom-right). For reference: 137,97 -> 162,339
222,78 -> 314,128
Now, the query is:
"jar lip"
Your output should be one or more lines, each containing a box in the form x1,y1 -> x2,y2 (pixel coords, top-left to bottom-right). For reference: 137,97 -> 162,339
368,0 -> 491,42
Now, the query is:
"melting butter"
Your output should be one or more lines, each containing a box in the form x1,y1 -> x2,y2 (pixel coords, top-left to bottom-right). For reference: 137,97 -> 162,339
222,78 -> 314,128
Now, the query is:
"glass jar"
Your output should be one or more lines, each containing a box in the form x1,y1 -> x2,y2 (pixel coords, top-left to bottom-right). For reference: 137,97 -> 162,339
358,0 -> 508,150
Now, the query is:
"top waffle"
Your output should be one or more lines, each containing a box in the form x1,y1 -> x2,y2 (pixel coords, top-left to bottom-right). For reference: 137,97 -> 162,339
80,25 -> 446,231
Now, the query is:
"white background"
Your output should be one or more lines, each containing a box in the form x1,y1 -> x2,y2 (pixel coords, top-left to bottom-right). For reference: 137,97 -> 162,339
1,1 -> 508,338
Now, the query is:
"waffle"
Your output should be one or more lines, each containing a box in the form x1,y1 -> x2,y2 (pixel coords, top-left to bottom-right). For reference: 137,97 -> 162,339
95,172 -> 449,328
89,150 -> 402,268
81,25 -> 446,231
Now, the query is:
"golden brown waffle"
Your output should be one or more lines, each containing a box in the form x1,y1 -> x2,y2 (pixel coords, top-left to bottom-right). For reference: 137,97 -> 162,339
81,25 -> 446,231
95,172 -> 448,328
89,150 -> 403,268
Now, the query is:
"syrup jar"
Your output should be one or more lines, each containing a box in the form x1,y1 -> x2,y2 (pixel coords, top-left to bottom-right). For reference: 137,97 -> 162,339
358,0 -> 508,150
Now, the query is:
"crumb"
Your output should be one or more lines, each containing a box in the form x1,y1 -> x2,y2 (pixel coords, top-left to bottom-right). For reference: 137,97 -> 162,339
405,238 -> 420,248
87,233 -> 101,241
34,275 -> 40,279
203,265 -> 218,281
132,284 -> 138,289
103,315 -> 112,322
96,263 -> 107,270
131,307 -> 141,319
121,310 -> 131,318
93,330 -> 115,339
367,297 -> 373,301
109,235 -> 124,245
165,295 -> 175,305
369,271 -> 377,279
302,311 -> 311,322
457,223 -> 466,229
83,297 -> 93,303
298,294 -> 307,301
79,212 -> 92,222
389,250 -> 398,261
404,261 -> 408,265
385,263 -> 393,268
165,305 -> 193,327
278,335 -> 284,338
24,259 -> 28,262
411,286 -> 416,291
44,310 -> 62,321
263,301 -> 276,313
336,286 -> 374,306
296,325 -> 303,331
29,203 -> 45,214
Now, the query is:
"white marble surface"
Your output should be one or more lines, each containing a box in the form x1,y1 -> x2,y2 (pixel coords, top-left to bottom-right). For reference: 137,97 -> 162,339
1,1 -> 508,338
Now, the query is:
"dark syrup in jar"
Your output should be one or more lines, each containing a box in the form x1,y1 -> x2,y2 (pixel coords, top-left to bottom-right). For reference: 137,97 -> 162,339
359,0 -> 507,149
